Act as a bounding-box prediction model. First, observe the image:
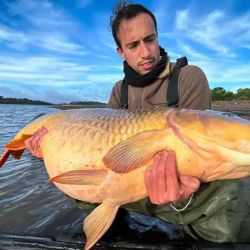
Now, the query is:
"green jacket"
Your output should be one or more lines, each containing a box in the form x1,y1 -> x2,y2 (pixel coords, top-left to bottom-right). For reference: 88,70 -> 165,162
77,178 -> 250,242
121,178 -> 250,242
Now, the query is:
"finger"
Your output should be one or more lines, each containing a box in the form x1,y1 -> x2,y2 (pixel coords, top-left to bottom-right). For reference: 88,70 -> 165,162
30,136 -> 40,157
24,136 -> 32,149
165,150 -> 178,176
150,161 -> 160,204
155,151 -> 168,204
25,129 -> 41,150
180,175 -> 200,192
36,130 -> 47,157
32,127 -> 48,157
147,153 -> 163,203
145,166 -> 157,204
39,127 -> 48,135
144,166 -> 154,203
179,175 -> 200,199
164,151 -> 181,202
25,127 -> 48,157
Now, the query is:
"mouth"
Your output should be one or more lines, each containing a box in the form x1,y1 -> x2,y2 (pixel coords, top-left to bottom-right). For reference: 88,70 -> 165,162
140,59 -> 155,71
139,59 -> 155,71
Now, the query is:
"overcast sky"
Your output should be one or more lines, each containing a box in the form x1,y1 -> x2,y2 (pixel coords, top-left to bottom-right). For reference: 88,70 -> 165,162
0,0 -> 249,104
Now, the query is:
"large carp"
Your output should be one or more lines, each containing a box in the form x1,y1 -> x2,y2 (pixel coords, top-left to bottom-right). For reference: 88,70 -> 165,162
0,107 -> 250,249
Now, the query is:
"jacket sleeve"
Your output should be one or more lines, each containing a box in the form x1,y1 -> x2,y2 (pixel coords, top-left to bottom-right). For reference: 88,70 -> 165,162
178,65 -> 211,110
107,80 -> 123,109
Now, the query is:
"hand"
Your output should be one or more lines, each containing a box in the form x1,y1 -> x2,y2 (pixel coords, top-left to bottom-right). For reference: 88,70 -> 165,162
144,150 -> 200,205
24,127 -> 48,158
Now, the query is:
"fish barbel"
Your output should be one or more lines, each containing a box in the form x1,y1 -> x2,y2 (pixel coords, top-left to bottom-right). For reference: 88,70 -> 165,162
0,107 -> 250,249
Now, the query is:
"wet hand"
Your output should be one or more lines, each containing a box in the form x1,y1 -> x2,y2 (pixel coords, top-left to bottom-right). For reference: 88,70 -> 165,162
24,127 -> 48,158
144,150 -> 200,205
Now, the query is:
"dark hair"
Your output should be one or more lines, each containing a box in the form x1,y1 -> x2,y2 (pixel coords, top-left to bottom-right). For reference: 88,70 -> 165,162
110,0 -> 158,48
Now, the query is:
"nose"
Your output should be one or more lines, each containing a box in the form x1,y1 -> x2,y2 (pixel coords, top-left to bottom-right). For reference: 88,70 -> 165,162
140,42 -> 150,58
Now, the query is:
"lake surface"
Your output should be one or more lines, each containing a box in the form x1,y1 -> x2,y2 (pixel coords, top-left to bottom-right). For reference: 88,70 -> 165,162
0,104 -> 183,245
0,105 -> 85,237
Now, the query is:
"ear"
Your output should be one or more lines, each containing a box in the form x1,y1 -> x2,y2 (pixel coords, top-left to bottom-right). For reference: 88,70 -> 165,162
117,47 -> 125,60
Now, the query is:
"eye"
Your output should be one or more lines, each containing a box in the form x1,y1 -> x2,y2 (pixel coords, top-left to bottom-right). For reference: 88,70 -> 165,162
128,42 -> 137,49
145,36 -> 155,43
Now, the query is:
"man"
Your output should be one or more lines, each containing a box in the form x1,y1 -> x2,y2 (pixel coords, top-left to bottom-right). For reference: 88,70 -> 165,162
26,1 -> 250,243
107,1 -> 208,205
107,3 -> 210,111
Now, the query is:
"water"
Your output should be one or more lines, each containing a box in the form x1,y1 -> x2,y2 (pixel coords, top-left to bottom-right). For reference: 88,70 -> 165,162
0,105 -> 84,237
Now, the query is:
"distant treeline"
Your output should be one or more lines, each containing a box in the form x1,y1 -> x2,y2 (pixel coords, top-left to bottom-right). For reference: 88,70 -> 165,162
69,101 -> 106,106
211,87 -> 250,101
1,88 -> 249,105
0,96 -> 52,105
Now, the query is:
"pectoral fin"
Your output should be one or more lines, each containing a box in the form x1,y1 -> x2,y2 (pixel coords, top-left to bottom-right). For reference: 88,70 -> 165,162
49,169 -> 108,185
0,134 -> 33,167
103,129 -> 168,173
83,202 -> 119,250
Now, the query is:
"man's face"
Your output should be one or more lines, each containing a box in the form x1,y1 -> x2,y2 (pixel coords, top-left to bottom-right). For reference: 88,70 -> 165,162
117,13 -> 160,75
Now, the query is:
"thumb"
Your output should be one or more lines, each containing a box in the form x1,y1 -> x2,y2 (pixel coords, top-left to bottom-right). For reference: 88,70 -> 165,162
180,175 -> 200,192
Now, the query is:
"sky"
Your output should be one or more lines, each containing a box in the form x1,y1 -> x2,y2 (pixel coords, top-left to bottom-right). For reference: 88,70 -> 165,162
0,0 -> 249,104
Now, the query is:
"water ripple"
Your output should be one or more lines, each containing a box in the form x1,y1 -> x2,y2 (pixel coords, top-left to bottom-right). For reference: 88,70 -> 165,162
0,105 -> 82,236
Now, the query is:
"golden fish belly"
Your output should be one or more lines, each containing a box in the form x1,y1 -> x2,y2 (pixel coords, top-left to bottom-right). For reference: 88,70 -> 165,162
40,110 -> 158,205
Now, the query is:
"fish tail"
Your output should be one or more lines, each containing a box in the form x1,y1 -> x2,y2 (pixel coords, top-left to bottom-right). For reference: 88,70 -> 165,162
0,133 -> 33,167
0,148 -> 26,168
0,149 -> 11,168
0,111 -> 64,168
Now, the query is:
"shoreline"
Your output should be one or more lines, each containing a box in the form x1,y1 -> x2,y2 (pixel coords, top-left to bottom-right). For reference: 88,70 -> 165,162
1,100 -> 249,111
211,100 -> 250,111
52,100 -> 250,111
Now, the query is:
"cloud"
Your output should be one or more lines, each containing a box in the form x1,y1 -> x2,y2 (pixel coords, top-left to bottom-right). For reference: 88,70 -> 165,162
1,0 -> 89,55
36,32 -> 88,55
0,54 -> 122,83
0,55 -> 94,87
175,9 -> 189,30
188,57 -> 250,91
0,25 -> 29,50
5,0 -> 71,29
177,43 -> 208,60
85,73 -> 123,84
76,0 -> 95,9
151,0 -> 173,32
0,25 -> 88,55
0,82 -> 113,104
0,26 -> 24,41
231,12 -> 250,48
174,9 -> 250,56
0,85 -> 36,100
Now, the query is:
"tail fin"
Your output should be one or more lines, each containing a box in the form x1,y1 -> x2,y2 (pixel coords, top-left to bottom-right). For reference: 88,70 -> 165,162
0,149 -> 11,168
0,133 -> 33,167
